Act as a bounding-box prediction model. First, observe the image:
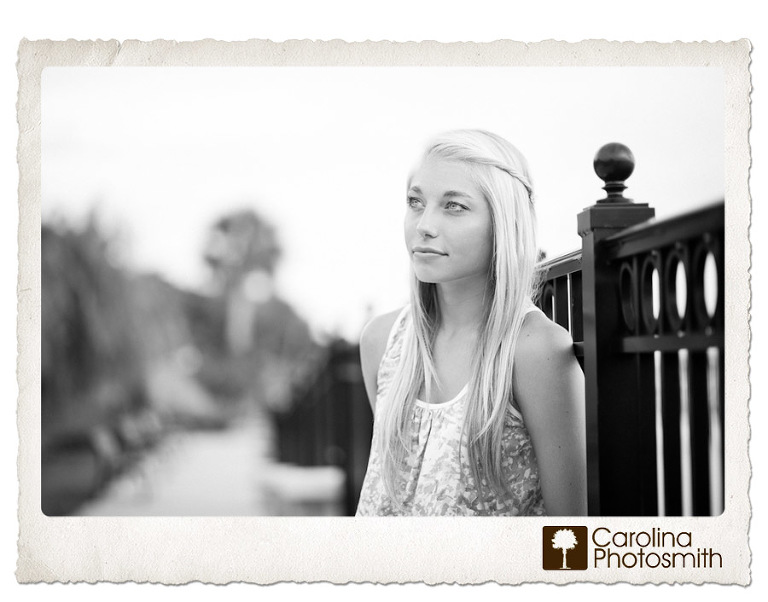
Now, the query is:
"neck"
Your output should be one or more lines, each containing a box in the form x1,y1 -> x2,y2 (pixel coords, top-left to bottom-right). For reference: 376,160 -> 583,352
434,274 -> 490,336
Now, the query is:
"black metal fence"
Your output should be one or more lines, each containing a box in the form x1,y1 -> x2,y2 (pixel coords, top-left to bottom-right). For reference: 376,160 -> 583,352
536,143 -> 724,516
272,340 -> 372,515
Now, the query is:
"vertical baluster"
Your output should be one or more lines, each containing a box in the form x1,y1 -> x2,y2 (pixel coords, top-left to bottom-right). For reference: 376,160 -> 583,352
284,409 -> 294,463
555,275 -> 569,331
330,347 -> 350,513
654,351 -> 664,514
717,347 -> 724,513
328,349 -> 343,466
688,350 -> 711,515
294,393 -> 305,465
661,352 -> 683,515
291,404 -> 301,463
715,236 -> 725,514
541,282 -> 554,320
635,252 -> 659,514
308,382 -> 319,466
570,270 -> 583,343
636,350 -> 659,514
288,404 -> 299,464
344,350 -> 367,515
313,373 -> 328,466
283,406 -> 294,463
302,386 -> 315,466
321,378 -> 333,466
297,386 -> 307,465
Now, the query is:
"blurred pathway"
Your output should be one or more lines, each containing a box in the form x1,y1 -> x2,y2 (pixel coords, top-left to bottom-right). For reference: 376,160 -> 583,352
78,407 -> 276,516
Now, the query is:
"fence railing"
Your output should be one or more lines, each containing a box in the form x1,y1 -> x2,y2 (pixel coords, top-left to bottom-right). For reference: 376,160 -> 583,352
280,142 -> 725,517
536,142 -> 724,516
272,340 -> 372,515
537,249 -> 584,366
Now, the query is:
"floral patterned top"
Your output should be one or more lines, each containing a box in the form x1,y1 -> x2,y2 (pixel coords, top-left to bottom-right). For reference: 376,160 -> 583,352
356,305 -> 547,516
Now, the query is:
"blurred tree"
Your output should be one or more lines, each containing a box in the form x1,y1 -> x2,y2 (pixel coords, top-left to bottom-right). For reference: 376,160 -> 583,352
203,209 -> 281,356
202,208 -> 320,410
204,209 -> 281,292
41,218 -> 145,438
42,216 -> 229,435
41,217 -> 231,514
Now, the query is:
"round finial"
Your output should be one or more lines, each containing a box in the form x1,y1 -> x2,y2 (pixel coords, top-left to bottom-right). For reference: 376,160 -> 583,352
593,143 -> 635,203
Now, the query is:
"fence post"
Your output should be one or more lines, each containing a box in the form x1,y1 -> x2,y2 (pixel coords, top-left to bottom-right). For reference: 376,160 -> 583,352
578,143 -> 656,516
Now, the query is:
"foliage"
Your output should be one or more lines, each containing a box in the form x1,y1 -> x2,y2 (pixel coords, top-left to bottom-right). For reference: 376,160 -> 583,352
204,209 -> 281,291
552,528 -> 578,551
41,220 -> 145,426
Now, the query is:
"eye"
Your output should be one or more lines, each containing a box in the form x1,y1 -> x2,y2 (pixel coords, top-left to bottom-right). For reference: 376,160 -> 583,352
407,196 -> 424,209
445,201 -> 468,213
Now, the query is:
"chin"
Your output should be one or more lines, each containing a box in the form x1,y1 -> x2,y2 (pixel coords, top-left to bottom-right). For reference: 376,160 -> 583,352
412,267 -> 442,284
414,275 -> 440,285
415,276 -> 440,285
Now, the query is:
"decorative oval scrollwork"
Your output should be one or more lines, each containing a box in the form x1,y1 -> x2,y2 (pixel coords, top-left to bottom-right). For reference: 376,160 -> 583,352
664,246 -> 688,333
691,237 -> 720,330
619,262 -> 637,334
640,252 -> 661,335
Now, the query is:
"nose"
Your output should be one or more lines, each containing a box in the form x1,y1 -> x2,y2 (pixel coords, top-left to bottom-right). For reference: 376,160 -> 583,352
416,208 -> 438,239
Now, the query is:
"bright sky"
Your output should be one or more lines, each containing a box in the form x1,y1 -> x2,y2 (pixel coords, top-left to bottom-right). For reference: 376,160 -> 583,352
42,66 -> 723,342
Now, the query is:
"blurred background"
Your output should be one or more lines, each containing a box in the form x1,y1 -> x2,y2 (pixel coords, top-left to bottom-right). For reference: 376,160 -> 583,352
40,66 -> 723,516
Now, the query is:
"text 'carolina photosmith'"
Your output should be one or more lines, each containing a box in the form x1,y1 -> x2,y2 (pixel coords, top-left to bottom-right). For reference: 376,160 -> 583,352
592,528 -> 723,569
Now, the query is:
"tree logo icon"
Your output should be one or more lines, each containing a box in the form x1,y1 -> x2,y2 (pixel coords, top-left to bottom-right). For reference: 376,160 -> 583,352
542,526 -> 588,570
552,529 -> 578,569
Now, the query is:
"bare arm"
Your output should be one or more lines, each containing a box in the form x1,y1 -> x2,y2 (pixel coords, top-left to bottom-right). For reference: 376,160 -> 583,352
359,309 -> 402,413
514,312 -> 587,516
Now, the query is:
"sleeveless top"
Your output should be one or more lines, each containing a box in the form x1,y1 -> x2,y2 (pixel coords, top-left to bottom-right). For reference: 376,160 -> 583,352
355,305 -> 547,516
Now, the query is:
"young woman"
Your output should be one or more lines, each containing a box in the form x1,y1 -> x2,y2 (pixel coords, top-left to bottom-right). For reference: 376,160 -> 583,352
355,129 -> 587,516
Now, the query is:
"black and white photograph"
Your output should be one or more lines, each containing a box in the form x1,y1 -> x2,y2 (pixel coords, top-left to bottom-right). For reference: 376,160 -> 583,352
38,57 -> 727,518
14,37 -> 751,587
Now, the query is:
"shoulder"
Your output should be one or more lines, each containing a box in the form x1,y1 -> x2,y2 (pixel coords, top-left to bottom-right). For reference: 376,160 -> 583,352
359,307 -> 406,379
513,309 -> 581,408
359,308 -> 406,411
513,308 -> 583,416
515,309 -> 576,368
360,307 -> 405,359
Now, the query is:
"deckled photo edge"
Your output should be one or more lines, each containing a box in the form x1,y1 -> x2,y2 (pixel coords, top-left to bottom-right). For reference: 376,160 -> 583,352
16,38 -> 752,586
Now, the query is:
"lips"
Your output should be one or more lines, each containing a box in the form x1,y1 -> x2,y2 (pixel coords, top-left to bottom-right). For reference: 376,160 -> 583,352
412,246 -> 447,256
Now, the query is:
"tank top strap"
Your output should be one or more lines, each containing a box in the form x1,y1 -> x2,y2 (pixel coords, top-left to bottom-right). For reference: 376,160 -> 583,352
376,305 -> 410,397
384,305 -> 410,358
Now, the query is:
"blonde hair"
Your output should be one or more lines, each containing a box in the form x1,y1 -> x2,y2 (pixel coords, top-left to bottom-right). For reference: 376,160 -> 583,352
377,129 -> 540,510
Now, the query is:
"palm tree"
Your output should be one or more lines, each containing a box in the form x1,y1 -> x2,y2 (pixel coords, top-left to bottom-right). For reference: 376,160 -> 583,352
551,529 -> 578,569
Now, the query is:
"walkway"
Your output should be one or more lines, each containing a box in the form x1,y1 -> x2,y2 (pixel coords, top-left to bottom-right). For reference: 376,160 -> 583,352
78,408 -> 345,516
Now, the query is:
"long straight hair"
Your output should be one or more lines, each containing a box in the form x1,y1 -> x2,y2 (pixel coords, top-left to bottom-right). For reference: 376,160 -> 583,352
377,129 -> 541,508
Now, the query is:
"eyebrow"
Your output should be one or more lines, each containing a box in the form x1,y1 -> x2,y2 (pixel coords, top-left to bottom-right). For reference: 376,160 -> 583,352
442,190 -> 474,200
407,186 -> 474,200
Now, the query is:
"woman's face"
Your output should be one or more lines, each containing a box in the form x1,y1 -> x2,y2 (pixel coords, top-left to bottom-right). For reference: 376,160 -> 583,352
405,157 -> 494,286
